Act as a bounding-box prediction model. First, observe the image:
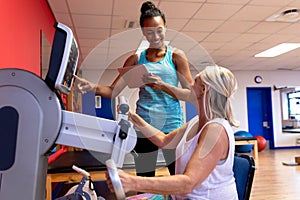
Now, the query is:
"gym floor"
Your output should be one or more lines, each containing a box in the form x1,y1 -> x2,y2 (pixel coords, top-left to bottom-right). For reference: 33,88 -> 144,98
250,148 -> 300,200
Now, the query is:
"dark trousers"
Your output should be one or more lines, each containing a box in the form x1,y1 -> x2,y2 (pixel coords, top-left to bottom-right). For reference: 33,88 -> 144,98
133,134 -> 176,177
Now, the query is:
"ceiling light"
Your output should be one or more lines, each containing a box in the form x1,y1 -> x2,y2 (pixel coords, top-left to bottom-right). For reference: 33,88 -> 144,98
255,43 -> 300,57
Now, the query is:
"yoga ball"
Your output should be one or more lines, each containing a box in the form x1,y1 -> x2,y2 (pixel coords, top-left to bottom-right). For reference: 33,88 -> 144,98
254,135 -> 267,152
235,131 -> 253,152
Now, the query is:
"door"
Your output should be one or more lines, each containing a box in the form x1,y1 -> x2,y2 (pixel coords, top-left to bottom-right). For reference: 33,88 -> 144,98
247,87 -> 274,148
185,102 -> 197,122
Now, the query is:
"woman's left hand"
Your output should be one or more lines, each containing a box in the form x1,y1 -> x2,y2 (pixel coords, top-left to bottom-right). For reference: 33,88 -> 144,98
128,110 -> 144,128
106,170 -> 135,194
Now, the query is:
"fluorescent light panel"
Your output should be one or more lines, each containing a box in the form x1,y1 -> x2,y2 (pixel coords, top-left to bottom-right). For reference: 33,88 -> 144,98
255,43 -> 300,57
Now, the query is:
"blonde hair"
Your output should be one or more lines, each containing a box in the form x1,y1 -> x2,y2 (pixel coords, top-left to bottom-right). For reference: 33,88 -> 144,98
198,65 -> 239,127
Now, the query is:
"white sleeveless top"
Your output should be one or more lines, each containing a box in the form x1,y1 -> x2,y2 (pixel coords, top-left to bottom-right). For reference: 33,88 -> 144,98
172,116 -> 238,200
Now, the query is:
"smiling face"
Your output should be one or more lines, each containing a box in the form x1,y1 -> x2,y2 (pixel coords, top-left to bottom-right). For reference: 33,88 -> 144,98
142,16 -> 166,49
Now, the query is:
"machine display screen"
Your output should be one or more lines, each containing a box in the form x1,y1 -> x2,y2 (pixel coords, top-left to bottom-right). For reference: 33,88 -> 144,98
45,22 -> 79,95
60,39 -> 78,90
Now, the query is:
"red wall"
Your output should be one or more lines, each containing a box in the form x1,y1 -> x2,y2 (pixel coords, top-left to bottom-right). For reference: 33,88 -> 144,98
0,0 -> 56,76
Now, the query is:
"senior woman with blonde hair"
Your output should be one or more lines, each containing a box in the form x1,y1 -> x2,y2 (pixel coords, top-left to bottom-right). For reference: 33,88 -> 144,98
107,65 -> 239,200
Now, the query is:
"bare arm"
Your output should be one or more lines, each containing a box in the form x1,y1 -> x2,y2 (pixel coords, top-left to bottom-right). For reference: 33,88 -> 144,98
182,123 -> 229,188
129,110 -> 187,149
74,54 -> 138,98
173,48 -> 194,89
107,123 -> 229,195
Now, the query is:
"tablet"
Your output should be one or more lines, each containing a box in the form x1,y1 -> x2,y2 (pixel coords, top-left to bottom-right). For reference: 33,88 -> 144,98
118,64 -> 148,88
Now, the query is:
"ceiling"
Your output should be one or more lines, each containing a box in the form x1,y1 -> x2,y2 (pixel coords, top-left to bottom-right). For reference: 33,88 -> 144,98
47,0 -> 300,72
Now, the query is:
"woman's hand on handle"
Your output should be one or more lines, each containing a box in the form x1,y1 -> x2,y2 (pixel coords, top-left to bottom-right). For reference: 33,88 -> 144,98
106,169 -> 135,194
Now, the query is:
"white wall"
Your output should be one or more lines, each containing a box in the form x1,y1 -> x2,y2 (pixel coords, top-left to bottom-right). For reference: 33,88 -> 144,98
233,70 -> 300,148
82,68 -> 300,148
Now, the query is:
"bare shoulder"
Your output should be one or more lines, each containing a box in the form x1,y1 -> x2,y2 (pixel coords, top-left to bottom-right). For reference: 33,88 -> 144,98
172,48 -> 187,60
203,122 -> 227,138
123,54 -> 139,67
206,122 -> 224,129
171,47 -> 190,71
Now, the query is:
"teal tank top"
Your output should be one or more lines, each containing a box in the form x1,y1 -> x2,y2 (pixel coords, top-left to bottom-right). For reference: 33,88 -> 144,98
136,45 -> 183,133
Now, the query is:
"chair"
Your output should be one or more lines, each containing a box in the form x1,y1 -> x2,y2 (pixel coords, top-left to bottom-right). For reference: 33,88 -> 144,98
233,154 -> 256,200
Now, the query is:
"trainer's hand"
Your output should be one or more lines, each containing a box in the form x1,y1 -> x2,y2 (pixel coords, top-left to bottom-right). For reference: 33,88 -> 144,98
142,73 -> 164,90
73,75 -> 96,94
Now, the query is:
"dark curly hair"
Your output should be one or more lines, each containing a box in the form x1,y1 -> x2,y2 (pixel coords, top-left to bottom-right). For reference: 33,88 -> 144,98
139,1 -> 166,27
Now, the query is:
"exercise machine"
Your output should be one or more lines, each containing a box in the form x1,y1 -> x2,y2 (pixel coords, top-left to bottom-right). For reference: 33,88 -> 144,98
0,22 -> 133,200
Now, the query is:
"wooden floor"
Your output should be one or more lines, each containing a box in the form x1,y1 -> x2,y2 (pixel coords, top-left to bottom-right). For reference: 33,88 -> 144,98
249,148 -> 300,200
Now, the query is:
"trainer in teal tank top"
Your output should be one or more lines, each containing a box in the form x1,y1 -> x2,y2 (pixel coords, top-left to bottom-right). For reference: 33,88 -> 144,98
136,45 -> 183,133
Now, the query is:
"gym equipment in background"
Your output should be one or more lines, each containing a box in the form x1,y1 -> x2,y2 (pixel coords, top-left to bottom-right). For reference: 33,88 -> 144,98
235,131 -> 254,153
253,135 -> 267,152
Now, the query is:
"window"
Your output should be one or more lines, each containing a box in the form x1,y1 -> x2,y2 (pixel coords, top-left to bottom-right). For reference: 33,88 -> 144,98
287,91 -> 300,120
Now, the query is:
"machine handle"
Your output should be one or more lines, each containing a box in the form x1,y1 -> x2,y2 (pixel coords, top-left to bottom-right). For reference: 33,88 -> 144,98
118,96 -> 127,105
106,159 -> 126,200
72,165 -> 90,178
118,96 -> 129,114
